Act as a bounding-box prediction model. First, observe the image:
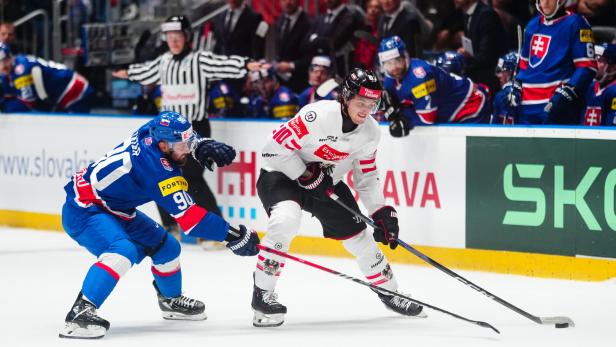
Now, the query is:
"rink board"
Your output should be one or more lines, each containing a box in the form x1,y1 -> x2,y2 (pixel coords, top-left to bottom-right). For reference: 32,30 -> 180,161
1,113 -> 616,280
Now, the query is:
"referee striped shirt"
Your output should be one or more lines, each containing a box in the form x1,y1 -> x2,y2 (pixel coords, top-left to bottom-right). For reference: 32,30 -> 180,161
127,51 -> 247,122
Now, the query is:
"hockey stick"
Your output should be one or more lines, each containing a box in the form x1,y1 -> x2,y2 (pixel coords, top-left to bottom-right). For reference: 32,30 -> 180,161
512,24 -> 523,81
257,244 -> 500,334
328,192 -> 575,329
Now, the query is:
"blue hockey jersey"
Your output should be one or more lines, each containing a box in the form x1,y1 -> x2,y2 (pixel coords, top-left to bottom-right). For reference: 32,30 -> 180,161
0,75 -> 29,112
246,85 -> 299,119
383,59 -> 490,125
580,80 -> 616,126
208,81 -> 240,117
63,120 -> 229,241
492,83 -> 517,124
9,55 -> 93,112
517,12 -> 597,123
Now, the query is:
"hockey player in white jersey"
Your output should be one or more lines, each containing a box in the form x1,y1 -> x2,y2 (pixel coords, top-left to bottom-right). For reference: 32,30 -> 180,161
252,68 -> 426,327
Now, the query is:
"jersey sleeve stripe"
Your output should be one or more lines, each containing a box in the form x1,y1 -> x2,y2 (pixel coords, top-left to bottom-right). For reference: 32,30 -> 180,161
174,204 -> 208,233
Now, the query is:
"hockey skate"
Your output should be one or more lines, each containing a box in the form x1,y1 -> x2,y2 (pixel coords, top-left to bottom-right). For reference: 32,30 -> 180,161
252,284 -> 287,327
59,292 -> 110,339
376,290 -> 428,318
153,281 -> 207,320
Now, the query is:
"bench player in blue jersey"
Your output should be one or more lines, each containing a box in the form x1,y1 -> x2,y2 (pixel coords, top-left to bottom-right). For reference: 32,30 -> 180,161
0,43 -> 94,113
492,51 -> 519,124
581,43 -> 616,126
378,36 -> 490,137
59,111 -> 260,339
245,66 -> 299,119
505,0 -> 597,124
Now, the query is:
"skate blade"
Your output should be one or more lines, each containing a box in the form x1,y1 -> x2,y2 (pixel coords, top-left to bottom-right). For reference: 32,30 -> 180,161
384,305 -> 428,319
162,311 -> 208,321
59,322 -> 106,339
252,310 -> 285,327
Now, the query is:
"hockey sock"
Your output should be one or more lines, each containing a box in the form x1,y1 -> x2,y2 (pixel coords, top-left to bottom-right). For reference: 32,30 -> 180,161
82,252 -> 132,308
152,262 -> 182,298
255,253 -> 286,291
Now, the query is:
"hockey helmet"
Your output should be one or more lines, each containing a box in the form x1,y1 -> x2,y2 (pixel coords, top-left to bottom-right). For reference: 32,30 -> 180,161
378,36 -> 408,64
435,51 -> 465,76
149,111 -> 195,152
495,51 -> 519,74
595,43 -> 616,65
340,68 -> 382,113
0,42 -> 12,60
309,56 -> 333,72
161,15 -> 192,41
535,0 -> 567,19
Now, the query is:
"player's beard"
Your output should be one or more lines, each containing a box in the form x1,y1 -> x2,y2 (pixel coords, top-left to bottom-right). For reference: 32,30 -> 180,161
166,151 -> 188,167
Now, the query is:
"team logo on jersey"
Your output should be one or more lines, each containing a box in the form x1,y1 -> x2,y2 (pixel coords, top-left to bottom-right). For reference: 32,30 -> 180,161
412,67 -> 426,78
160,158 -> 173,171
145,137 -> 153,146
304,111 -> 317,122
583,107 -> 602,126
529,34 -> 551,68
220,83 -> 229,94
279,92 -> 290,102
313,144 -> 349,162
160,119 -> 170,126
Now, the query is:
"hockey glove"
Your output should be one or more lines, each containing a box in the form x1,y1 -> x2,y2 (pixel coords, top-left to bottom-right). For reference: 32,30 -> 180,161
191,138 -> 236,171
371,206 -> 399,250
297,162 -> 334,201
504,80 -> 522,108
544,84 -> 579,120
226,225 -> 260,256
388,112 -> 412,137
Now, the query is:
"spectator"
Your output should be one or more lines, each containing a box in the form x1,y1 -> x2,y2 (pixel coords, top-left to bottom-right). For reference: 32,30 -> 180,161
353,0 -> 381,70
273,0 -> 313,94
298,55 -> 338,107
0,22 -> 15,48
581,43 -> 616,125
378,0 -> 422,58
455,0 -> 507,94
577,0 -> 616,26
492,0 -> 525,51
213,0 -> 268,60
245,67 -> 299,119
307,0 -> 362,76
506,0 -> 597,124
0,43 -> 94,113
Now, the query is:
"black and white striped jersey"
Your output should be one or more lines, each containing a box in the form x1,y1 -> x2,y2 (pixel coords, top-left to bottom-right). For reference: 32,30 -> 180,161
127,51 -> 247,122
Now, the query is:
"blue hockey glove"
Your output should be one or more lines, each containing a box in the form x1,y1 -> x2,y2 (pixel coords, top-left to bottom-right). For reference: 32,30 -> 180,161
191,138 -> 236,171
371,206 -> 399,250
504,80 -> 522,108
544,84 -> 579,120
226,225 -> 260,256
297,162 -> 334,201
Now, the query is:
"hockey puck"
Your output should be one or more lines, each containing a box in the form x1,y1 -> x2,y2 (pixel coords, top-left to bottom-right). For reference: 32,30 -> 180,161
555,323 -> 569,329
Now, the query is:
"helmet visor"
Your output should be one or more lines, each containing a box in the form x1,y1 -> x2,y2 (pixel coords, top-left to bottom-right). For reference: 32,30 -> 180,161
169,128 -> 196,154
349,95 -> 381,115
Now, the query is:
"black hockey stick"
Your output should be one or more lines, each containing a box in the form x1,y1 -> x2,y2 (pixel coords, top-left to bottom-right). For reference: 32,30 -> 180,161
257,244 -> 499,334
328,192 -> 575,329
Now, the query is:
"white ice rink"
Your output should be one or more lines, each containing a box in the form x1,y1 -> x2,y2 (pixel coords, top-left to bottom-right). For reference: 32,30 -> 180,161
2,227 -> 615,347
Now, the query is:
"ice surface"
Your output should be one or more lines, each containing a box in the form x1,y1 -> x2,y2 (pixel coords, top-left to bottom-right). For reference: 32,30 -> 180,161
1,227 -> 615,347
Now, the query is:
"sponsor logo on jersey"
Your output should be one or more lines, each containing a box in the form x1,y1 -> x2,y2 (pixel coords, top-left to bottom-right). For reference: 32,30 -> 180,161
318,135 -> 338,142
261,153 -> 278,158
529,34 -> 551,68
412,67 -> 426,78
612,97 -> 616,110
583,107 -> 602,126
288,116 -> 309,139
411,79 -> 437,98
580,29 -> 593,43
14,64 -> 25,75
313,144 -> 349,162
304,111 -> 317,122
14,74 -> 33,89
158,176 -> 188,196
160,158 -> 173,171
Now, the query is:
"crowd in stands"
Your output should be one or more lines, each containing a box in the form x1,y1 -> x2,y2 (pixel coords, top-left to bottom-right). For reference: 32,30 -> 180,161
0,0 -> 615,126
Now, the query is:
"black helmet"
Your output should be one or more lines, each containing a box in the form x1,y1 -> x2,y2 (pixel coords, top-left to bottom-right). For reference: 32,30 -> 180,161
161,15 -> 192,41
340,68 -> 383,102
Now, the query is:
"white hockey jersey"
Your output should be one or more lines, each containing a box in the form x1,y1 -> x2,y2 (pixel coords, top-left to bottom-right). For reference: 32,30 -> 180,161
262,100 -> 385,214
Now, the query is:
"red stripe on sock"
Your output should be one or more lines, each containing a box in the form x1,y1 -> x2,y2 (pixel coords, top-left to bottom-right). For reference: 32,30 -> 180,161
151,265 -> 180,277
95,262 -> 120,281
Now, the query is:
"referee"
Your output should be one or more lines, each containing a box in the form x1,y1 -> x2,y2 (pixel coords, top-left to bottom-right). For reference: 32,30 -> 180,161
113,15 -> 260,236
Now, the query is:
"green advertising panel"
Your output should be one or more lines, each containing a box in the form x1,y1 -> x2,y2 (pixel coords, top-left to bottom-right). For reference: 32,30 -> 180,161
467,137 -> 616,258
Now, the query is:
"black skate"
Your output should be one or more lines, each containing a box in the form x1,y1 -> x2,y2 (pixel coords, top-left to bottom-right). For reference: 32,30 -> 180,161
153,281 -> 207,320
377,291 -> 428,318
252,284 -> 287,327
59,292 -> 110,339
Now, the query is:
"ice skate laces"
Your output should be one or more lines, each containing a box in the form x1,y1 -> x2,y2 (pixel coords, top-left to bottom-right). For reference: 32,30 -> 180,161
262,291 -> 281,305
171,295 -> 198,309
388,294 -> 413,311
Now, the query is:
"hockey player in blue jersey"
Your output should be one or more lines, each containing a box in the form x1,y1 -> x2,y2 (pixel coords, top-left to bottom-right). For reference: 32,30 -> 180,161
59,111 -> 260,339
0,43 -> 94,113
433,51 -> 465,77
506,0 -> 597,124
208,80 -> 241,117
581,43 -> 616,126
378,36 -> 490,137
298,56 -> 338,107
492,51 -> 519,124
246,67 -> 299,119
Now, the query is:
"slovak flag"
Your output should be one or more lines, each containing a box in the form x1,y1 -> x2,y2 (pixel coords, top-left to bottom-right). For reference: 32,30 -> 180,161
529,34 -> 551,68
